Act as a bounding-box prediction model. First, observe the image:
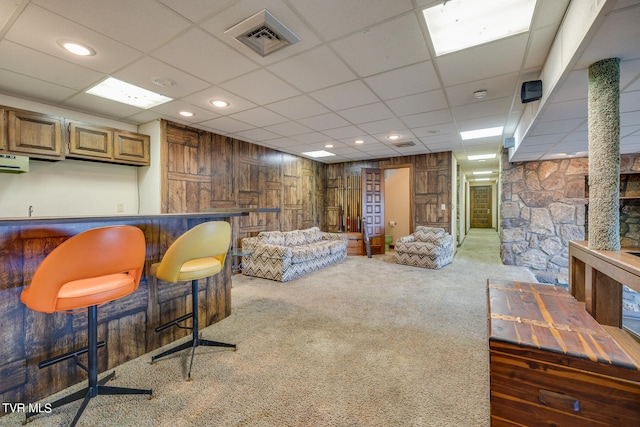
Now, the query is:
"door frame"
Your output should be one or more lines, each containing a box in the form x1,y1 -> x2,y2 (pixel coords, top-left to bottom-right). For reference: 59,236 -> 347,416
469,183 -> 497,230
381,163 -> 414,234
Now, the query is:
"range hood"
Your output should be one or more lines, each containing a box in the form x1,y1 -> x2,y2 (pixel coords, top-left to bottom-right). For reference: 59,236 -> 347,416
0,154 -> 29,173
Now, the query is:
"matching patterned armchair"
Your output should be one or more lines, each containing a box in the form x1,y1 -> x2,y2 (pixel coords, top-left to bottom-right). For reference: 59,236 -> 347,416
394,226 -> 454,269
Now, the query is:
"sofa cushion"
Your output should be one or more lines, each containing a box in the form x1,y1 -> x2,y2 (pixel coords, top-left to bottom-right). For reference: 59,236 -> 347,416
258,231 -> 286,246
302,227 -> 323,243
284,230 -> 307,246
290,243 -> 330,264
413,227 -> 446,242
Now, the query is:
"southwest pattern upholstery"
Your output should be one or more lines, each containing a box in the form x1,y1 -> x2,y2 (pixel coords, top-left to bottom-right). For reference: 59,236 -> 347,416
241,227 -> 348,282
394,226 -> 454,269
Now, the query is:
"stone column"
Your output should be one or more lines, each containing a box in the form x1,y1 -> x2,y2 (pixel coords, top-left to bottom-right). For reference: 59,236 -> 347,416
588,58 -> 620,251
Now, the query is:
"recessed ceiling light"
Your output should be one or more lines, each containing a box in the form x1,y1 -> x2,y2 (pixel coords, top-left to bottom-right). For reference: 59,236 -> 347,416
211,99 -> 230,108
473,171 -> 493,175
423,0 -> 537,56
387,134 -> 400,140
460,126 -> 503,140
325,144 -> 334,148
179,111 -> 194,117
86,77 -> 172,109
355,139 -> 364,144
58,40 -> 95,56
301,150 -> 335,158
468,153 -> 497,161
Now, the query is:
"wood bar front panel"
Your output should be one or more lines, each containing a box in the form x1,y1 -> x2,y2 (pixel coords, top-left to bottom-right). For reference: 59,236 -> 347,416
0,215 -> 234,408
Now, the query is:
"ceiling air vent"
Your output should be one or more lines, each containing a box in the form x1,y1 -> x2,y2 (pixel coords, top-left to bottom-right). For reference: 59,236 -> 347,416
225,9 -> 300,57
392,141 -> 416,148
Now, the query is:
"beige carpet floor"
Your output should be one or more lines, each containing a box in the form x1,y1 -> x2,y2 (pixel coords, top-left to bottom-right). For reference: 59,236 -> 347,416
2,228 -> 536,427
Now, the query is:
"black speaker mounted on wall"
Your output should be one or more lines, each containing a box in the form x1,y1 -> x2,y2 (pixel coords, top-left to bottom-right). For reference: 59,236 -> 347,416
521,80 -> 542,103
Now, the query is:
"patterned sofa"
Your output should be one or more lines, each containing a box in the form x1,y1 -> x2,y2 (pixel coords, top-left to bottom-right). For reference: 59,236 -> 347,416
241,227 -> 348,282
394,226 -> 454,269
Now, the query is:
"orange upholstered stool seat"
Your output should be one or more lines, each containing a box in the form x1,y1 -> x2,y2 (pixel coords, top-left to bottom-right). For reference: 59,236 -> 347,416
20,225 -> 152,426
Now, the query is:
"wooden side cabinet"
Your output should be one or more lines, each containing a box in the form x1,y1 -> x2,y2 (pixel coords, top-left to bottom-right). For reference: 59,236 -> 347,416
6,109 -> 64,160
67,122 -> 150,166
345,232 -> 363,256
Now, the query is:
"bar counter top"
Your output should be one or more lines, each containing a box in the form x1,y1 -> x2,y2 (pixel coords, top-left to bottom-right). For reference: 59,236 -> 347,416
0,207 -> 280,226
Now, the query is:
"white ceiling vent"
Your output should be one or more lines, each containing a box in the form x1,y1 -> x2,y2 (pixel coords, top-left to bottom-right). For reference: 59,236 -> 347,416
392,141 -> 416,148
225,9 -> 300,57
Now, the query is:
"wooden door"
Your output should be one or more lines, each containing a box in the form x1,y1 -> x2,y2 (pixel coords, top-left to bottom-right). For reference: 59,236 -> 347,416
471,185 -> 492,228
362,168 -> 384,254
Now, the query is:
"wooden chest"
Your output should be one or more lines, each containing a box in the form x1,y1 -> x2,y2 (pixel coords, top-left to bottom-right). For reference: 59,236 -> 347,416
488,280 -> 640,426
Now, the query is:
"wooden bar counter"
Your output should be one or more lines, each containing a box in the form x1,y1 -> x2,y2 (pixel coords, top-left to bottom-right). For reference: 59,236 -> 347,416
0,212 -> 249,407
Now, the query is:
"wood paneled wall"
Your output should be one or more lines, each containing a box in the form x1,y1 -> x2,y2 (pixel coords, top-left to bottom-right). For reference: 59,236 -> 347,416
160,121 -> 326,248
325,152 -> 452,233
161,121 -> 452,235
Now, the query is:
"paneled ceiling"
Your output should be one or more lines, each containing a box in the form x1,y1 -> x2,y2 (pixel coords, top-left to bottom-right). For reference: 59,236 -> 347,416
1,0 -> 639,181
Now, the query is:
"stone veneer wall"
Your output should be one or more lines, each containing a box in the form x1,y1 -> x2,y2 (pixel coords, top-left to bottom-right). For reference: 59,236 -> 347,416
500,152 -> 640,285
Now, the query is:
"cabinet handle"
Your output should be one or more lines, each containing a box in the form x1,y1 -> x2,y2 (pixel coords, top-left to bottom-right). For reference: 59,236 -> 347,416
538,389 -> 580,412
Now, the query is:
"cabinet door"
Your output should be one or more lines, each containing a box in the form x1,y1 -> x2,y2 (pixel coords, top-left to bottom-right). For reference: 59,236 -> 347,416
114,130 -> 149,165
7,110 -> 63,159
68,122 -> 113,160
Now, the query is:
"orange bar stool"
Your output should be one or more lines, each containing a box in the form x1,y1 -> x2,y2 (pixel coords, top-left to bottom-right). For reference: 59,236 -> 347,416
20,225 -> 152,426
150,221 -> 236,379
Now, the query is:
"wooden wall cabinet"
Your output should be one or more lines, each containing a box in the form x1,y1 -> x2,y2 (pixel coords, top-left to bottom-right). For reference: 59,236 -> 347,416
68,122 -> 150,166
5,109 -> 64,160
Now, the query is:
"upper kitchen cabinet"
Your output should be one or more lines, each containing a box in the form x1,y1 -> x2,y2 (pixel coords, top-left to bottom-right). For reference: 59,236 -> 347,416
68,122 -> 150,166
5,109 -> 64,160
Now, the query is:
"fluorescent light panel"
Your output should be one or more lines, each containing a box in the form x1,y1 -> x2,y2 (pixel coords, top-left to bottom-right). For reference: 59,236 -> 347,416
468,154 -> 496,160
423,0 -> 537,56
473,171 -> 493,175
475,178 -> 491,181
301,150 -> 335,158
460,126 -> 503,140
86,77 -> 172,109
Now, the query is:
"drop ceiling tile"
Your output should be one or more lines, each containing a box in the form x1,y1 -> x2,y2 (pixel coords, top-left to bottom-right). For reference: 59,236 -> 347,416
265,96 -> 330,120
309,80 -> 379,111
0,40 -> 103,90
0,69 -> 76,103
412,124 -> 456,138
263,137 -> 305,148
181,86 -> 256,115
621,90 -> 640,113
358,118 -> 406,135
452,98 -> 512,122
220,69 -> 301,105
322,126 -> 365,139
290,132 -> 333,144
365,61 -> 440,100
158,0 -> 235,23
150,100 -> 220,123
386,90 -> 447,117
288,0 -> 413,41
437,34 -> 528,86
267,45 -> 356,92
370,129 -> 416,144
152,28 -> 259,84
5,4 -> 142,74
524,24 -> 559,70
198,116 -> 255,133
229,107 -> 288,127
538,99 -> 587,122
445,73 -> 518,107
298,113 -> 350,131
264,121 -> 313,137
234,128 -> 282,141
337,102 -> 394,124
331,13 -> 429,77
114,56 -> 211,99
33,0 -> 192,52
401,109 -> 452,128
529,118 -> 584,136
